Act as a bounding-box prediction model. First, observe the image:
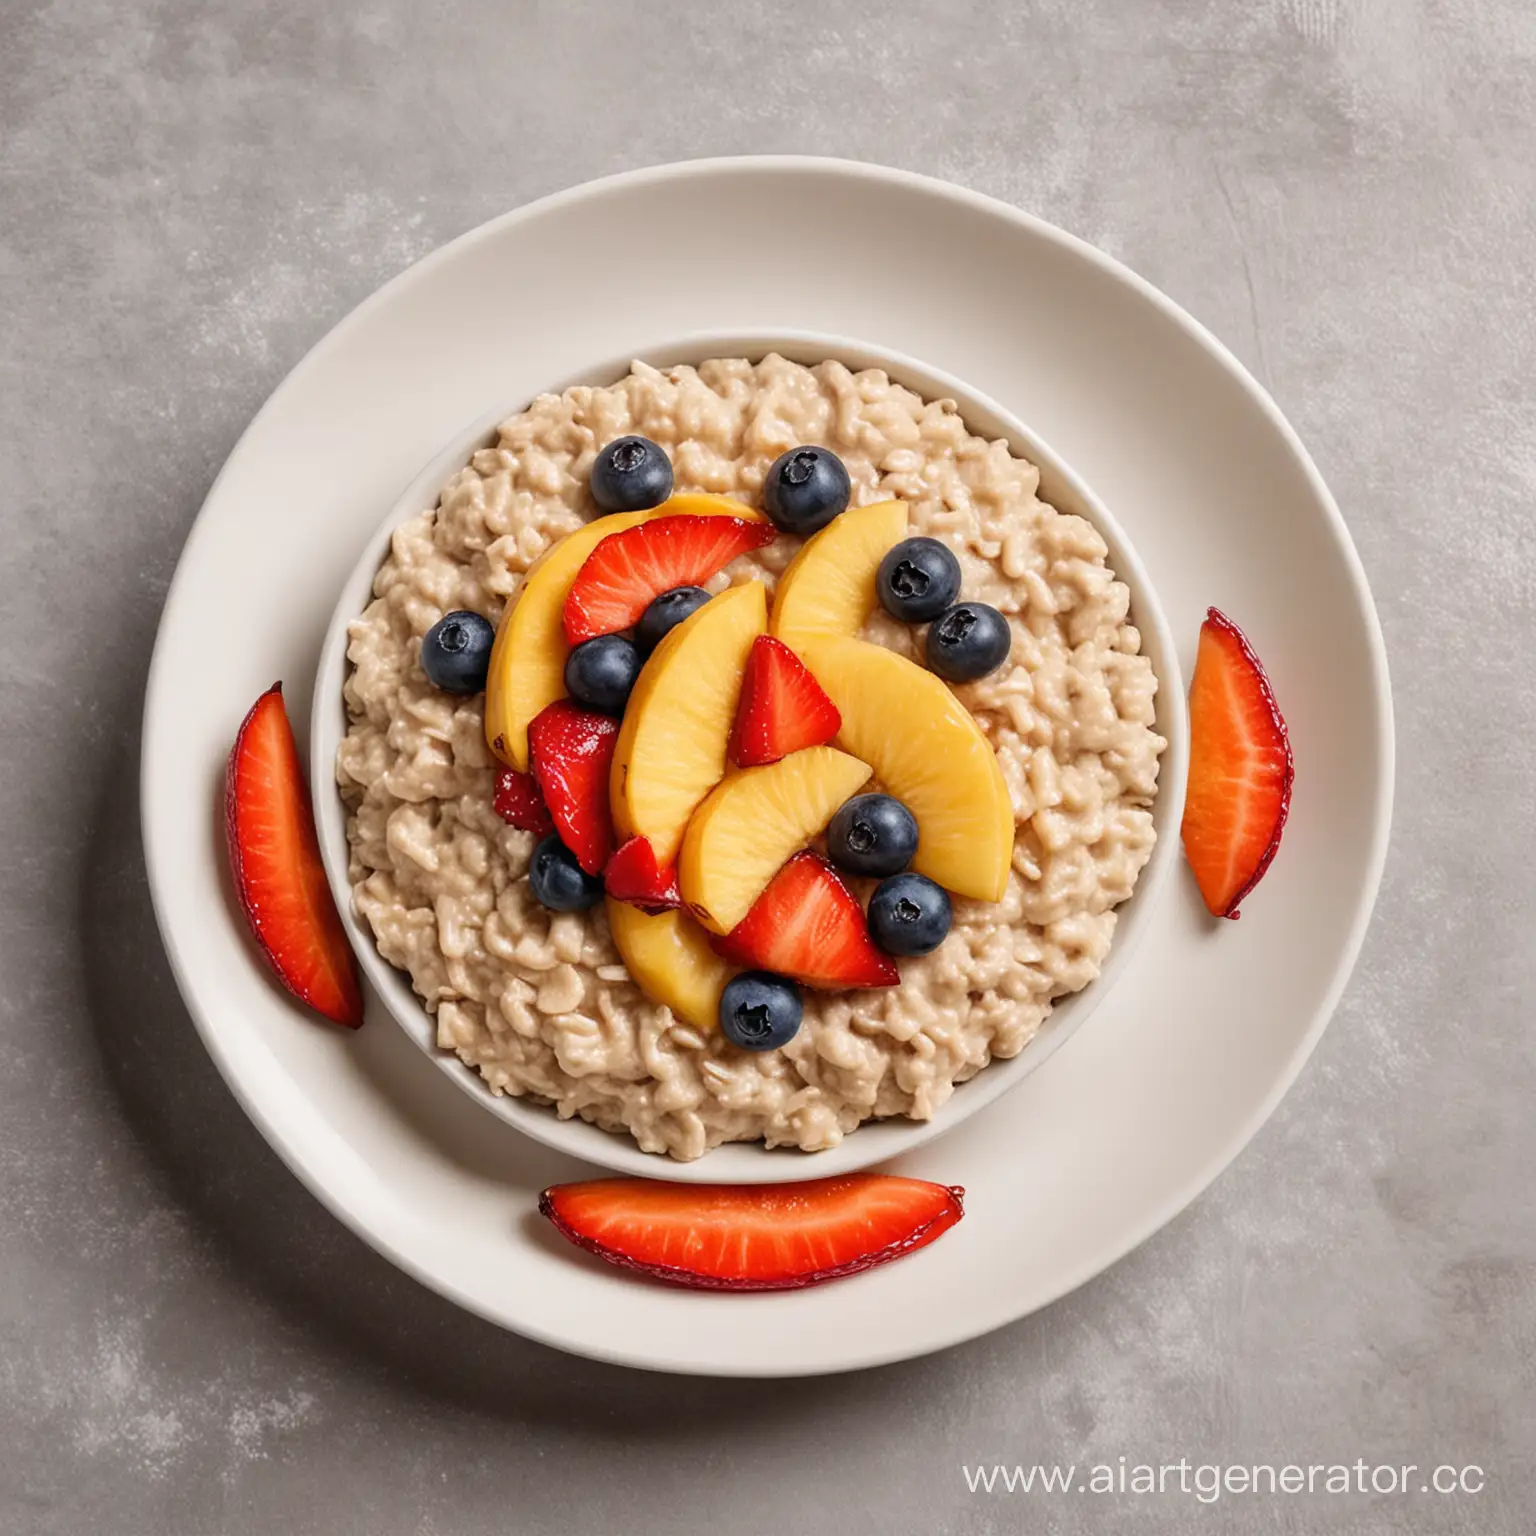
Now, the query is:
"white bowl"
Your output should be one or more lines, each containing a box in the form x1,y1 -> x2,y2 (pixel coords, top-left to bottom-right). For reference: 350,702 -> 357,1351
310,331 -> 1187,1183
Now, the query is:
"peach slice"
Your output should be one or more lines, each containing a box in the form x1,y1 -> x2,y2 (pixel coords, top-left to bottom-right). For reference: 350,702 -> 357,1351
610,580 -> 768,864
605,898 -> 733,1032
679,746 -> 873,934
484,494 -> 762,770
769,499 -> 908,651
799,636 -> 1015,902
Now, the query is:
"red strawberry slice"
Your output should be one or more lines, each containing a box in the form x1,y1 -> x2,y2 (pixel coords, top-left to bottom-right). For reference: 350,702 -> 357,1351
1181,607 -> 1294,918
712,851 -> 899,989
539,1173 -> 964,1290
528,700 -> 619,875
562,514 -> 775,644
728,635 -> 842,767
225,684 -> 364,1028
492,766 -> 554,836
604,835 -> 682,913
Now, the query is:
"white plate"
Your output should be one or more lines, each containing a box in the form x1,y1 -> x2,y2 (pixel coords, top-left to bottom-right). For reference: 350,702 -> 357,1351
308,330 -> 1188,1183
142,158 -> 1392,1376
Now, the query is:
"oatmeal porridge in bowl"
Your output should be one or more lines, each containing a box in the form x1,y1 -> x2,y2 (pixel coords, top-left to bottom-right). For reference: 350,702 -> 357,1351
310,336 -> 1186,1182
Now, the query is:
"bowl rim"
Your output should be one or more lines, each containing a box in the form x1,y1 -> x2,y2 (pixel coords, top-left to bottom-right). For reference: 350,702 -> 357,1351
310,329 -> 1188,1183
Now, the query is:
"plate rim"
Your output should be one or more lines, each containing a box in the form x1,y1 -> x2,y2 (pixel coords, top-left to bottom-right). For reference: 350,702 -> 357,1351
140,155 -> 1394,1375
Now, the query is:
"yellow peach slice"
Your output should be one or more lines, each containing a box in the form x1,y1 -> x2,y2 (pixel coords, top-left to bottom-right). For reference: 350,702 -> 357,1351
484,494 -> 762,769
769,499 -> 908,651
679,746 -> 873,934
605,899 -> 732,1032
610,581 -> 768,864
799,636 -> 1015,901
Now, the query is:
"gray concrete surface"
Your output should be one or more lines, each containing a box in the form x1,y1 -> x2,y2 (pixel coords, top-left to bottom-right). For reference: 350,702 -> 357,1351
2,1 -> 1533,1532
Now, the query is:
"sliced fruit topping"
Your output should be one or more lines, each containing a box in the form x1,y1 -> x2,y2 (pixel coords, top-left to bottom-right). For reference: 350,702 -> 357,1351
564,634 -> 642,716
589,434 -> 673,513
604,835 -> 681,914
868,872 -> 952,956
714,851 -> 899,990
728,635 -> 842,768
1181,606 -> 1293,918
718,971 -> 803,1050
769,498 -> 908,651
926,600 -> 1013,682
876,536 -> 962,624
679,745 -> 873,935
826,792 -> 918,879
485,497 -> 762,771
485,506 -> 656,771
605,899 -> 733,1032
611,580 -> 768,864
528,700 -> 619,876
763,444 -> 852,534
528,833 -> 604,912
563,513 -> 773,645
800,636 -> 1014,902
225,684 -> 363,1029
539,1173 -> 965,1291
492,766 -> 554,836
635,584 -> 711,653
421,609 -> 495,694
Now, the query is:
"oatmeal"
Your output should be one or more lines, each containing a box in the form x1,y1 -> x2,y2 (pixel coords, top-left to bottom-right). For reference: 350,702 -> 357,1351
338,355 -> 1164,1160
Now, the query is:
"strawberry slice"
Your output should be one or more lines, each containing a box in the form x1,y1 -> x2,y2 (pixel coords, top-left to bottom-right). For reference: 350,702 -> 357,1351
492,766 -> 554,836
539,1173 -> 964,1290
604,835 -> 682,913
562,514 -> 774,644
1181,607 -> 1294,918
712,851 -> 899,988
225,684 -> 363,1028
528,700 -> 619,875
728,635 -> 842,767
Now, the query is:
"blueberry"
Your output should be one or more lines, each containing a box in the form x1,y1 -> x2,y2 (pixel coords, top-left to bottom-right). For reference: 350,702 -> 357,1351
925,601 -> 1012,682
528,834 -> 603,912
867,874 -> 952,957
718,971 -> 803,1051
827,793 -> 919,878
635,585 -> 712,653
564,634 -> 642,715
589,435 -> 674,513
877,537 -> 962,624
762,445 -> 850,535
420,610 -> 495,694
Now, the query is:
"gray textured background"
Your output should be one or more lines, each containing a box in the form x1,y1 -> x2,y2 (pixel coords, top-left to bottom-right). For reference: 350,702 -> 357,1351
3,1 -> 1533,1532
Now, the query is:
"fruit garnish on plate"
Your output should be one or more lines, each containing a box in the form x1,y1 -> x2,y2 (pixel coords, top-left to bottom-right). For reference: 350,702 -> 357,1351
492,766 -> 554,836
604,835 -> 681,913
605,899 -> 733,1032
611,580 -> 767,863
539,1173 -> 964,1290
563,513 -> 774,644
679,745 -> 873,934
226,684 -> 363,1029
800,636 -> 1014,901
769,498 -> 908,651
528,700 -> 620,876
728,635 -> 841,768
713,851 -> 898,989
1181,606 -> 1293,918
